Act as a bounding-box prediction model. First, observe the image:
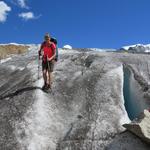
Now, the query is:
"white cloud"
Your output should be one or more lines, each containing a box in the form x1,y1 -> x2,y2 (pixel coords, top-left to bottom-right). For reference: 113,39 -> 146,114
17,0 -> 28,9
10,0 -> 28,9
0,1 -> 11,23
18,12 -> 40,21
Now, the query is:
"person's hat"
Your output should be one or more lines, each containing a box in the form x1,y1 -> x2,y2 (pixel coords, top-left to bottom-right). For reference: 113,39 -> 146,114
44,33 -> 50,40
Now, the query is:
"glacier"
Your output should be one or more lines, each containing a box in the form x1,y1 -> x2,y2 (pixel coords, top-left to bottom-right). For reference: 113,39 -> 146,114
0,44 -> 150,150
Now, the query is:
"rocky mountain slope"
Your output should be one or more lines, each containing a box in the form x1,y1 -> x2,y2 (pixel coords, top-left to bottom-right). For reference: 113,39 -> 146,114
0,44 -> 29,59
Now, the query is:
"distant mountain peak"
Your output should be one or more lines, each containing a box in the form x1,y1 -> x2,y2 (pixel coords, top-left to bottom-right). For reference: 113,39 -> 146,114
120,43 -> 150,53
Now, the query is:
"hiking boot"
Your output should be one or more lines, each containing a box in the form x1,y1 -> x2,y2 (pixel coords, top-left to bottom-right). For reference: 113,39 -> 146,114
42,82 -> 47,90
46,84 -> 51,89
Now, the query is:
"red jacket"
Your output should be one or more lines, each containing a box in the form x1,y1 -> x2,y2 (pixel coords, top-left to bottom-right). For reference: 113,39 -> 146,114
40,41 -> 56,62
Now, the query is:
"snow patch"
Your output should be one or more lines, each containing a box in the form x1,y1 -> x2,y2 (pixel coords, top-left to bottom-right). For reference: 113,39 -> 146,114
0,57 -> 12,63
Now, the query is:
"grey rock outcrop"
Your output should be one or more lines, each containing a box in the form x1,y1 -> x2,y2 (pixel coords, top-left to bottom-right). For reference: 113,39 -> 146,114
128,45 -> 146,53
123,109 -> 150,144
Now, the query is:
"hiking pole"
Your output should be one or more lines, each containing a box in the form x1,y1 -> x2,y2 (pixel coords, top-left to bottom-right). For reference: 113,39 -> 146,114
47,56 -> 53,89
47,59 -> 51,83
38,55 -> 40,79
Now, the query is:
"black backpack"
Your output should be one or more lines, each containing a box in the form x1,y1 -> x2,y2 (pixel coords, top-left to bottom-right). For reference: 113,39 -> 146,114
51,37 -> 58,61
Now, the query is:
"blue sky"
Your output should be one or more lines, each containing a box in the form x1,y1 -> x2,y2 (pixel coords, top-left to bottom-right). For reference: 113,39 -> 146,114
0,0 -> 150,48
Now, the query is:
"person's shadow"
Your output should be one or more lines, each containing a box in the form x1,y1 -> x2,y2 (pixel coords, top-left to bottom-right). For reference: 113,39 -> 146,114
0,86 -> 42,100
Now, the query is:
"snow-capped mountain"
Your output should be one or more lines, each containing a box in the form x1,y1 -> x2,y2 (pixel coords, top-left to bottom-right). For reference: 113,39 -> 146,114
119,44 -> 150,53
63,45 -> 72,49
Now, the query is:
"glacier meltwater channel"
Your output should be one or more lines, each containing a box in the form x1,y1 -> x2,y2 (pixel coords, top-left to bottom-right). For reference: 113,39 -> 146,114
123,66 -> 148,120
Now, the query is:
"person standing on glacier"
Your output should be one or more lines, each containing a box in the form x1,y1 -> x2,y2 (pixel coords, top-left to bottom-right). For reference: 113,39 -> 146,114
38,33 -> 56,90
